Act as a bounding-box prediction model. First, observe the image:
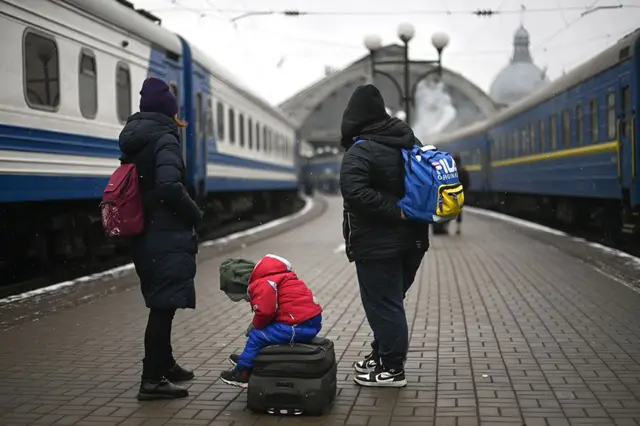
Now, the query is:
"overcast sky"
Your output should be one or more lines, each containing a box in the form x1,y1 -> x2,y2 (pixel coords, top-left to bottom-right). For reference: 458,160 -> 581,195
131,0 -> 639,106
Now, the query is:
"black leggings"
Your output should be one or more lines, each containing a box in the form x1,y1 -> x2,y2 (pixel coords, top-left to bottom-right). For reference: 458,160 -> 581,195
456,211 -> 462,223
142,308 -> 176,380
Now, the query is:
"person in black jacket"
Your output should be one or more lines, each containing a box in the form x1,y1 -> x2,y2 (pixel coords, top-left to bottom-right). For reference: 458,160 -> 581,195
452,154 -> 470,235
118,77 -> 203,400
339,84 -> 429,388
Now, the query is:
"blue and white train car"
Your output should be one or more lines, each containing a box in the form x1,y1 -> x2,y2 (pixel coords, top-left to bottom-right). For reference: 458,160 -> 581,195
0,0 -> 185,267
0,0 -> 183,203
0,0 -> 301,274
185,44 -> 298,199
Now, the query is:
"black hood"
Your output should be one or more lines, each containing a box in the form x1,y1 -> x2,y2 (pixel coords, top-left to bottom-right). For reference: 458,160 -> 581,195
118,112 -> 179,161
341,84 -> 389,142
340,84 -> 419,150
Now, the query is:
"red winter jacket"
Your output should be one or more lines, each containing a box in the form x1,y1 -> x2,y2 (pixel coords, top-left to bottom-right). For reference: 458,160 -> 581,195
247,254 -> 322,329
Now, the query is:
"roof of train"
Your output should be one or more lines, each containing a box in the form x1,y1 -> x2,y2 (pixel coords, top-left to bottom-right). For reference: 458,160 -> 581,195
64,0 -> 295,127
428,27 -> 640,146
62,0 -> 183,54
189,43 -> 296,127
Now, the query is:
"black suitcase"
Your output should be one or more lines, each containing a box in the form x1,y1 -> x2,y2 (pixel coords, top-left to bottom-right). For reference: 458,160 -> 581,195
246,336 -> 337,416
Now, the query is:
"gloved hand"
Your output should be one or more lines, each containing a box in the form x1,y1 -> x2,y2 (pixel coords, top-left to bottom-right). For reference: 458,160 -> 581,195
245,323 -> 254,337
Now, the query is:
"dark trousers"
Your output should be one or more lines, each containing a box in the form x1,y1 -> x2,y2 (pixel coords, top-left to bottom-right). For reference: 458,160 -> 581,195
355,249 -> 425,372
456,211 -> 463,223
142,308 -> 176,380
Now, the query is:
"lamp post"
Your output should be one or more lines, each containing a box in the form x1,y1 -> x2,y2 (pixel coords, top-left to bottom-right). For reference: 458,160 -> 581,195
364,24 -> 449,126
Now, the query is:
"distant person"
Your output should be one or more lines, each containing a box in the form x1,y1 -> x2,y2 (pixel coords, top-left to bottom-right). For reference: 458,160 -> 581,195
453,154 -> 470,235
339,84 -> 429,388
118,77 -> 203,401
218,254 -> 323,388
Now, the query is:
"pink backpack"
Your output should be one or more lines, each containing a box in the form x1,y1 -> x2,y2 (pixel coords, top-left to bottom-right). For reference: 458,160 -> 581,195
100,163 -> 145,237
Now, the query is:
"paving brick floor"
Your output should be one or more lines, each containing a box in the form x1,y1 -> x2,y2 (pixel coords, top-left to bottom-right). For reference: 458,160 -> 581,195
3,196 -> 640,426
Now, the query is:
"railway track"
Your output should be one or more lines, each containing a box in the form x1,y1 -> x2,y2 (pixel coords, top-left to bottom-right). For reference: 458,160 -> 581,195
471,203 -> 640,259
0,200 -> 303,300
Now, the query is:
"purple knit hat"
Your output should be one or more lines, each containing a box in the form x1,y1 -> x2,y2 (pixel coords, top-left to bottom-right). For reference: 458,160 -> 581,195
139,77 -> 178,118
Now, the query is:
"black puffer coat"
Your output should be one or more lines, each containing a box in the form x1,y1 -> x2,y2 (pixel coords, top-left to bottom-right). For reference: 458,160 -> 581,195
339,85 -> 429,262
119,112 -> 203,310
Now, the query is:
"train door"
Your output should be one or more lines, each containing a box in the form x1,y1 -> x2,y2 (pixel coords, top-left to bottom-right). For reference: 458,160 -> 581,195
618,74 -> 635,200
630,41 -> 640,208
482,136 -> 491,194
167,81 -> 187,162
193,85 -> 206,199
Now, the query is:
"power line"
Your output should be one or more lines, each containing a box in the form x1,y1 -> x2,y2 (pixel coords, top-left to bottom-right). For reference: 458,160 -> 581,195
146,4 -> 636,18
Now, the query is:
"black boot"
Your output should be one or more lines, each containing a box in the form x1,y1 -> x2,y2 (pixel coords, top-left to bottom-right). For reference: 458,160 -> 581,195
137,377 -> 189,401
165,363 -> 195,382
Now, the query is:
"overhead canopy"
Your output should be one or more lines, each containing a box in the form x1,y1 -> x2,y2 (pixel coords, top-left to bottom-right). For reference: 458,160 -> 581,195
280,45 -> 499,144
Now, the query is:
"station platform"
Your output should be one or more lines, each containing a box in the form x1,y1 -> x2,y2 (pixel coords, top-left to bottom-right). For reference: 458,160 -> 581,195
3,196 -> 640,426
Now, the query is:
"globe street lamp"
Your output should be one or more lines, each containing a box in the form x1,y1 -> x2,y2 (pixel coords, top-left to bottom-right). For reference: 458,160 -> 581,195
363,23 -> 449,126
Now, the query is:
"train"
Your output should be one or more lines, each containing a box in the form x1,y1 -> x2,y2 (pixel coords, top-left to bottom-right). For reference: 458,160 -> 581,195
427,27 -> 640,241
302,156 -> 342,194
0,0 -> 304,281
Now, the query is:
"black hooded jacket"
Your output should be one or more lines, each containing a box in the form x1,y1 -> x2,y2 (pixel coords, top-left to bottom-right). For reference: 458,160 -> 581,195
339,85 -> 429,261
119,112 -> 202,310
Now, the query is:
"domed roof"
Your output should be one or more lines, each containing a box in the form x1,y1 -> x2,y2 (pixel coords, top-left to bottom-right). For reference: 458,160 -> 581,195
489,25 -> 550,106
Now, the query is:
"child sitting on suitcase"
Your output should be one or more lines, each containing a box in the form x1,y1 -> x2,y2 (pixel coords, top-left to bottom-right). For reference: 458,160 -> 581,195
218,254 -> 323,388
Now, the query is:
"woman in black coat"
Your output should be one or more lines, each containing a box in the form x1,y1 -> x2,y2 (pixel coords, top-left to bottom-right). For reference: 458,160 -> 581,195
118,77 -> 203,400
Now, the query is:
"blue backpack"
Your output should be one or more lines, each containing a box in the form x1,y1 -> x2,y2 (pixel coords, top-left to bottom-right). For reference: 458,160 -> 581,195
353,140 -> 464,223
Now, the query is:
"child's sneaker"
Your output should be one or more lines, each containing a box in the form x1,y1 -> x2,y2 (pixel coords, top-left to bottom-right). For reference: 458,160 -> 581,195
353,365 -> 407,387
220,367 -> 250,389
229,353 -> 240,367
354,351 -> 378,373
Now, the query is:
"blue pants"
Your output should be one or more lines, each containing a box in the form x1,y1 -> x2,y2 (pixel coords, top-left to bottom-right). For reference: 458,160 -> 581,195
236,314 -> 322,370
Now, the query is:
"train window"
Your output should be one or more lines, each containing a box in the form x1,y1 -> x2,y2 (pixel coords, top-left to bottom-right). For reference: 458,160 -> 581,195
78,50 -> 97,119
195,92 -> 203,138
539,120 -> 546,152
206,97 -> 213,138
513,130 -> 519,156
501,136 -> 507,159
621,86 -> 631,138
216,101 -> 225,141
606,91 -> 616,139
561,109 -> 570,148
239,113 -> 245,147
263,127 -> 268,152
269,130 -> 278,155
248,118 -> 253,149
521,128 -> 528,155
590,99 -> 599,143
504,135 -> 509,158
228,108 -> 236,143
255,122 -> 261,151
24,31 -> 60,111
529,124 -> 536,154
576,104 -> 584,145
550,115 -> 557,150
115,63 -> 131,123
270,131 -> 275,154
